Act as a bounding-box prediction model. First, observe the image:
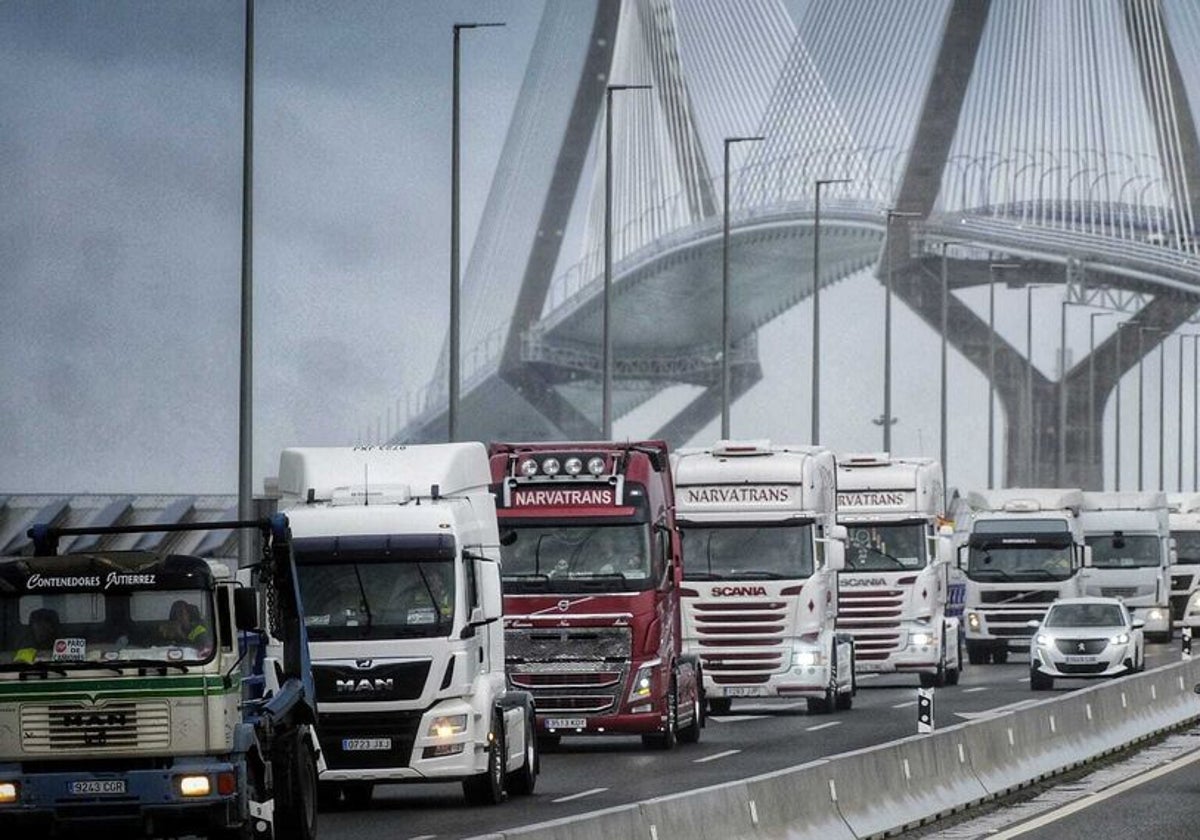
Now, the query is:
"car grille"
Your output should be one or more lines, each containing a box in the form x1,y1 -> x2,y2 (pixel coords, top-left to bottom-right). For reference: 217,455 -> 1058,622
1054,638 -> 1108,655
1055,662 -> 1108,675
21,701 -> 170,753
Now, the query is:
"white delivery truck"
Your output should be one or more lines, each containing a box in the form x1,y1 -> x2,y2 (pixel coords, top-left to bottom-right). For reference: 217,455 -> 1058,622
959,489 -> 1091,664
276,444 -> 537,807
1167,494 -> 1200,626
834,454 -> 961,687
1080,492 -> 1173,642
672,441 -> 855,715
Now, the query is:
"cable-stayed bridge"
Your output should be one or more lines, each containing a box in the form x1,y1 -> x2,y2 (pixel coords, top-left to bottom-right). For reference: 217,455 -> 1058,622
396,0 -> 1200,490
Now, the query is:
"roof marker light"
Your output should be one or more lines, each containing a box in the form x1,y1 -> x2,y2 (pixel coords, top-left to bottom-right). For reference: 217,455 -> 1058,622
518,458 -> 539,477
542,458 -> 561,477
587,456 -> 606,476
564,457 -> 583,476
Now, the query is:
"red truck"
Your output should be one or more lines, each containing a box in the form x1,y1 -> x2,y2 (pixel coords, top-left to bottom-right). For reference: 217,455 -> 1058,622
488,441 -> 703,749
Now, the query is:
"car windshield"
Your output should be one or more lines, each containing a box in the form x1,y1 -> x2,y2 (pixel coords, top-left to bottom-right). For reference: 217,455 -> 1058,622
0,589 -> 215,669
680,522 -> 814,581
500,523 -> 652,591
1045,603 -> 1127,628
1086,534 -> 1162,568
1173,531 -> 1200,565
296,559 -> 455,641
843,523 -> 926,571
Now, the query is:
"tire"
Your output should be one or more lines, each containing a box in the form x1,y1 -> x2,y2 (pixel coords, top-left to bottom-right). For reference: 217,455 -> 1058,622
463,718 -> 506,805
505,710 -> 538,796
642,679 -> 679,750
678,679 -> 702,744
274,732 -> 318,840
966,641 -> 989,665
835,681 -> 853,711
1030,668 -> 1053,691
806,690 -> 833,715
341,782 -> 373,810
707,697 -> 732,716
946,635 -> 963,686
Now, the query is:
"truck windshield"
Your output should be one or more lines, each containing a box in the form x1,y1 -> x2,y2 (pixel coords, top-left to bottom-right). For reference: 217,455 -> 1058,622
842,523 -> 927,571
296,559 -> 455,641
0,589 -> 216,669
679,522 -> 813,581
1172,531 -> 1200,564
500,524 -> 652,592
1086,534 -> 1162,568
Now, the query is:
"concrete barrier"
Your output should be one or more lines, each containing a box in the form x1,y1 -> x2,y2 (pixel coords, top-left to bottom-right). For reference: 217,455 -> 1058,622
472,658 -> 1200,840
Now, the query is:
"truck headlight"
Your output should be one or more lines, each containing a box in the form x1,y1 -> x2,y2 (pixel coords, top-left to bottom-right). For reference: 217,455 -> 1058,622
0,782 -> 17,804
1147,609 -> 1164,622
629,661 -> 659,700
910,632 -> 934,647
967,612 -> 981,631
792,649 -> 825,668
177,775 -> 211,797
428,714 -> 468,738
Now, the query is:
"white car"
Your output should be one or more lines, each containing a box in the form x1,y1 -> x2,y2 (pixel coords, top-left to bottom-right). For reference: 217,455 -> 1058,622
1182,588 -> 1200,633
1029,597 -> 1145,691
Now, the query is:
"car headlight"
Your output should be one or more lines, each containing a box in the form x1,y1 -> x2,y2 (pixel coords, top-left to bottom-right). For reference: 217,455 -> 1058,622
428,714 -> 468,738
629,661 -> 659,700
1110,632 -> 1130,645
792,649 -> 826,668
967,612 -> 981,631
910,631 -> 934,647
1036,634 -> 1053,647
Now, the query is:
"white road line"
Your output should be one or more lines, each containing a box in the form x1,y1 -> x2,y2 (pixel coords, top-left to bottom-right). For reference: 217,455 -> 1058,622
806,721 -> 843,732
963,687 -> 989,693
694,749 -> 741,763
552,788 -> 608,803
1017,677 -> 1031,683
892,700 -> 918,709
985,748 -> 1200,838
409,836 -> 437,840
707,714 -> 768,723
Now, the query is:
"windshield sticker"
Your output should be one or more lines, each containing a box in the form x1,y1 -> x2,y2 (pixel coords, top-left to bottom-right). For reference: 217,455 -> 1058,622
51,638 -> 86,662
407,607 -> 436,624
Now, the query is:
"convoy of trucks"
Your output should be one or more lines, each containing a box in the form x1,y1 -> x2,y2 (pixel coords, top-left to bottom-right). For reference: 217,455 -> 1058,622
488,441 -> 703,748
1078,492 -> 1173,642
276,444 -> 538,807
834,454 -> 961,687
672,441 -> 856,715
1167,494 -> 1200,625
0,516 -> 320,839
958,489 -> 1092,664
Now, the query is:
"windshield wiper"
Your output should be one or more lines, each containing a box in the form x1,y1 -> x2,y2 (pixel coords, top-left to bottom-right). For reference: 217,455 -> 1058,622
416,565 -> 445,634
1015,568 -> 1062,580
503,573 -> 550,581
682,572 -> 724,581
120,659 -> 191,674
731,570 -> 786,579
352,564 -> 374,632
970,566 -> 1014,581
864,548 -> 908,569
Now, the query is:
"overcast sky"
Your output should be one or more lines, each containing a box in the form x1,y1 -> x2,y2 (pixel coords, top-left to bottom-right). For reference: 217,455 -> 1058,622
1,1 -> 1195,497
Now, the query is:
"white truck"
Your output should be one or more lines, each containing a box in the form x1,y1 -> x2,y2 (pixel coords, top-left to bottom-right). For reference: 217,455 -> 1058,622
672,441 -> 855,715
834,454 -> 961,687
959,489 -> 1091,664
1167,494 -> 1200,626
276,444 -> 537,807
1079,492 -> 1173,642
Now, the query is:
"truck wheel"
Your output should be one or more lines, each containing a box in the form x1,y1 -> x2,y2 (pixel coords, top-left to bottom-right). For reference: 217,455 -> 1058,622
966,641 -> 988,665
464,719 -> 506,806
945,635 -> 963,686
707,697 -> 732,715
642,679 -> 679,750
505,709 -> 538,796
342,782 -> 373,810
678,680 -> 702,744
274,732 -> 318,840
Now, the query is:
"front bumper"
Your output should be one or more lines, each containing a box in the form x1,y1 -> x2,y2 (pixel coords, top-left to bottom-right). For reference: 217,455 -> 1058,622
705,663 -> 834,700
538,708 -> 667,736
1032,642 -> 1135,678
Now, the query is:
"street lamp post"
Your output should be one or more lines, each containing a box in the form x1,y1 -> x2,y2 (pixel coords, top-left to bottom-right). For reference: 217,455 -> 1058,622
1158,331 -> 1166,491
939,241 -> 960,499
1116,321 -> 1135,491
1089,312 -> 1113,485
1024,283 -> 1053,484
881,209 -> 921,451
722,135 -> 764,439
238,0 -> 255,565
1179,333 -> 1186,491
449,21 -> 504,443
811,177 -> 851,444
1135,326 -> 1163,491
987,264 -> 1020,489
603,83 -> 651,439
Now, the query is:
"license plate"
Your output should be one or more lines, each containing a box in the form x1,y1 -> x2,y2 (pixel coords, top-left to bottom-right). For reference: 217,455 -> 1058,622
724,687 -> 763,697
544,717 -> 587,730
69,780 -> 126,795
1064,655 -> 1097,664
342,738 -> 392,751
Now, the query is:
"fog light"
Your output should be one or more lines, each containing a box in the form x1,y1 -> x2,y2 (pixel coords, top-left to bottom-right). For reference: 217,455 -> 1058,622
631,703 -> 653,714
0,782 -> 17,804
178,775 -> 211,797
967,612 -> 981,631
422,743 -> 466,759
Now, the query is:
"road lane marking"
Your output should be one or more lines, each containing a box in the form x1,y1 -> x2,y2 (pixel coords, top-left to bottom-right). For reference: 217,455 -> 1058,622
963,687 -> 988,693
552,788 -> 608,803
892,700 -> 918,709
1017,676 -> 1030,683
707,714 -> 767,723
806,721 -> 842,732
956,698 -> 1043,720
984,747 -> 1200,838
694,749 -> 741,763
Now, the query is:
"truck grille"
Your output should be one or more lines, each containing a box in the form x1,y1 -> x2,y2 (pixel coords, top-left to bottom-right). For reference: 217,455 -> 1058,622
505,624 -> 632,717
836,585 -> 908,661
21,701 -> 170,753
505,627 -> 631,662
687,600 -> 787,680
318,710 -> 423,770
1171,573 -> 1196,592
1099,587 -> 1139,599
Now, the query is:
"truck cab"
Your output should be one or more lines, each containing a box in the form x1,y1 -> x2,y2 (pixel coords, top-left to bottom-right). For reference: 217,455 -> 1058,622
1167,493 -> 1200,626
672,441 -> 854,715
835,453 -> 960,687
489,441 -> 701,749
1080,492 -> 1173,642
277,444 -> 536,807
959,489 -> 1091,664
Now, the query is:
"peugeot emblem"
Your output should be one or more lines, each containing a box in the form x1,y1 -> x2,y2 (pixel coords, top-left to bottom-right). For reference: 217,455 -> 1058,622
1077,643 -> 1086,653
355,659 -> 373,669
557,599 -> 571,612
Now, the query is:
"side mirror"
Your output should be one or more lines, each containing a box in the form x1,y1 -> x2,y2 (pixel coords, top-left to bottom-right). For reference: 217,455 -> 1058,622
234,588 -> 259,632
476,557 -> 504,623
827,524 -> 849,543
825,540 -> 845,573
1082,545 -> 1093,568
1131,618 -> 1146,629
956,544 -> 967,570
